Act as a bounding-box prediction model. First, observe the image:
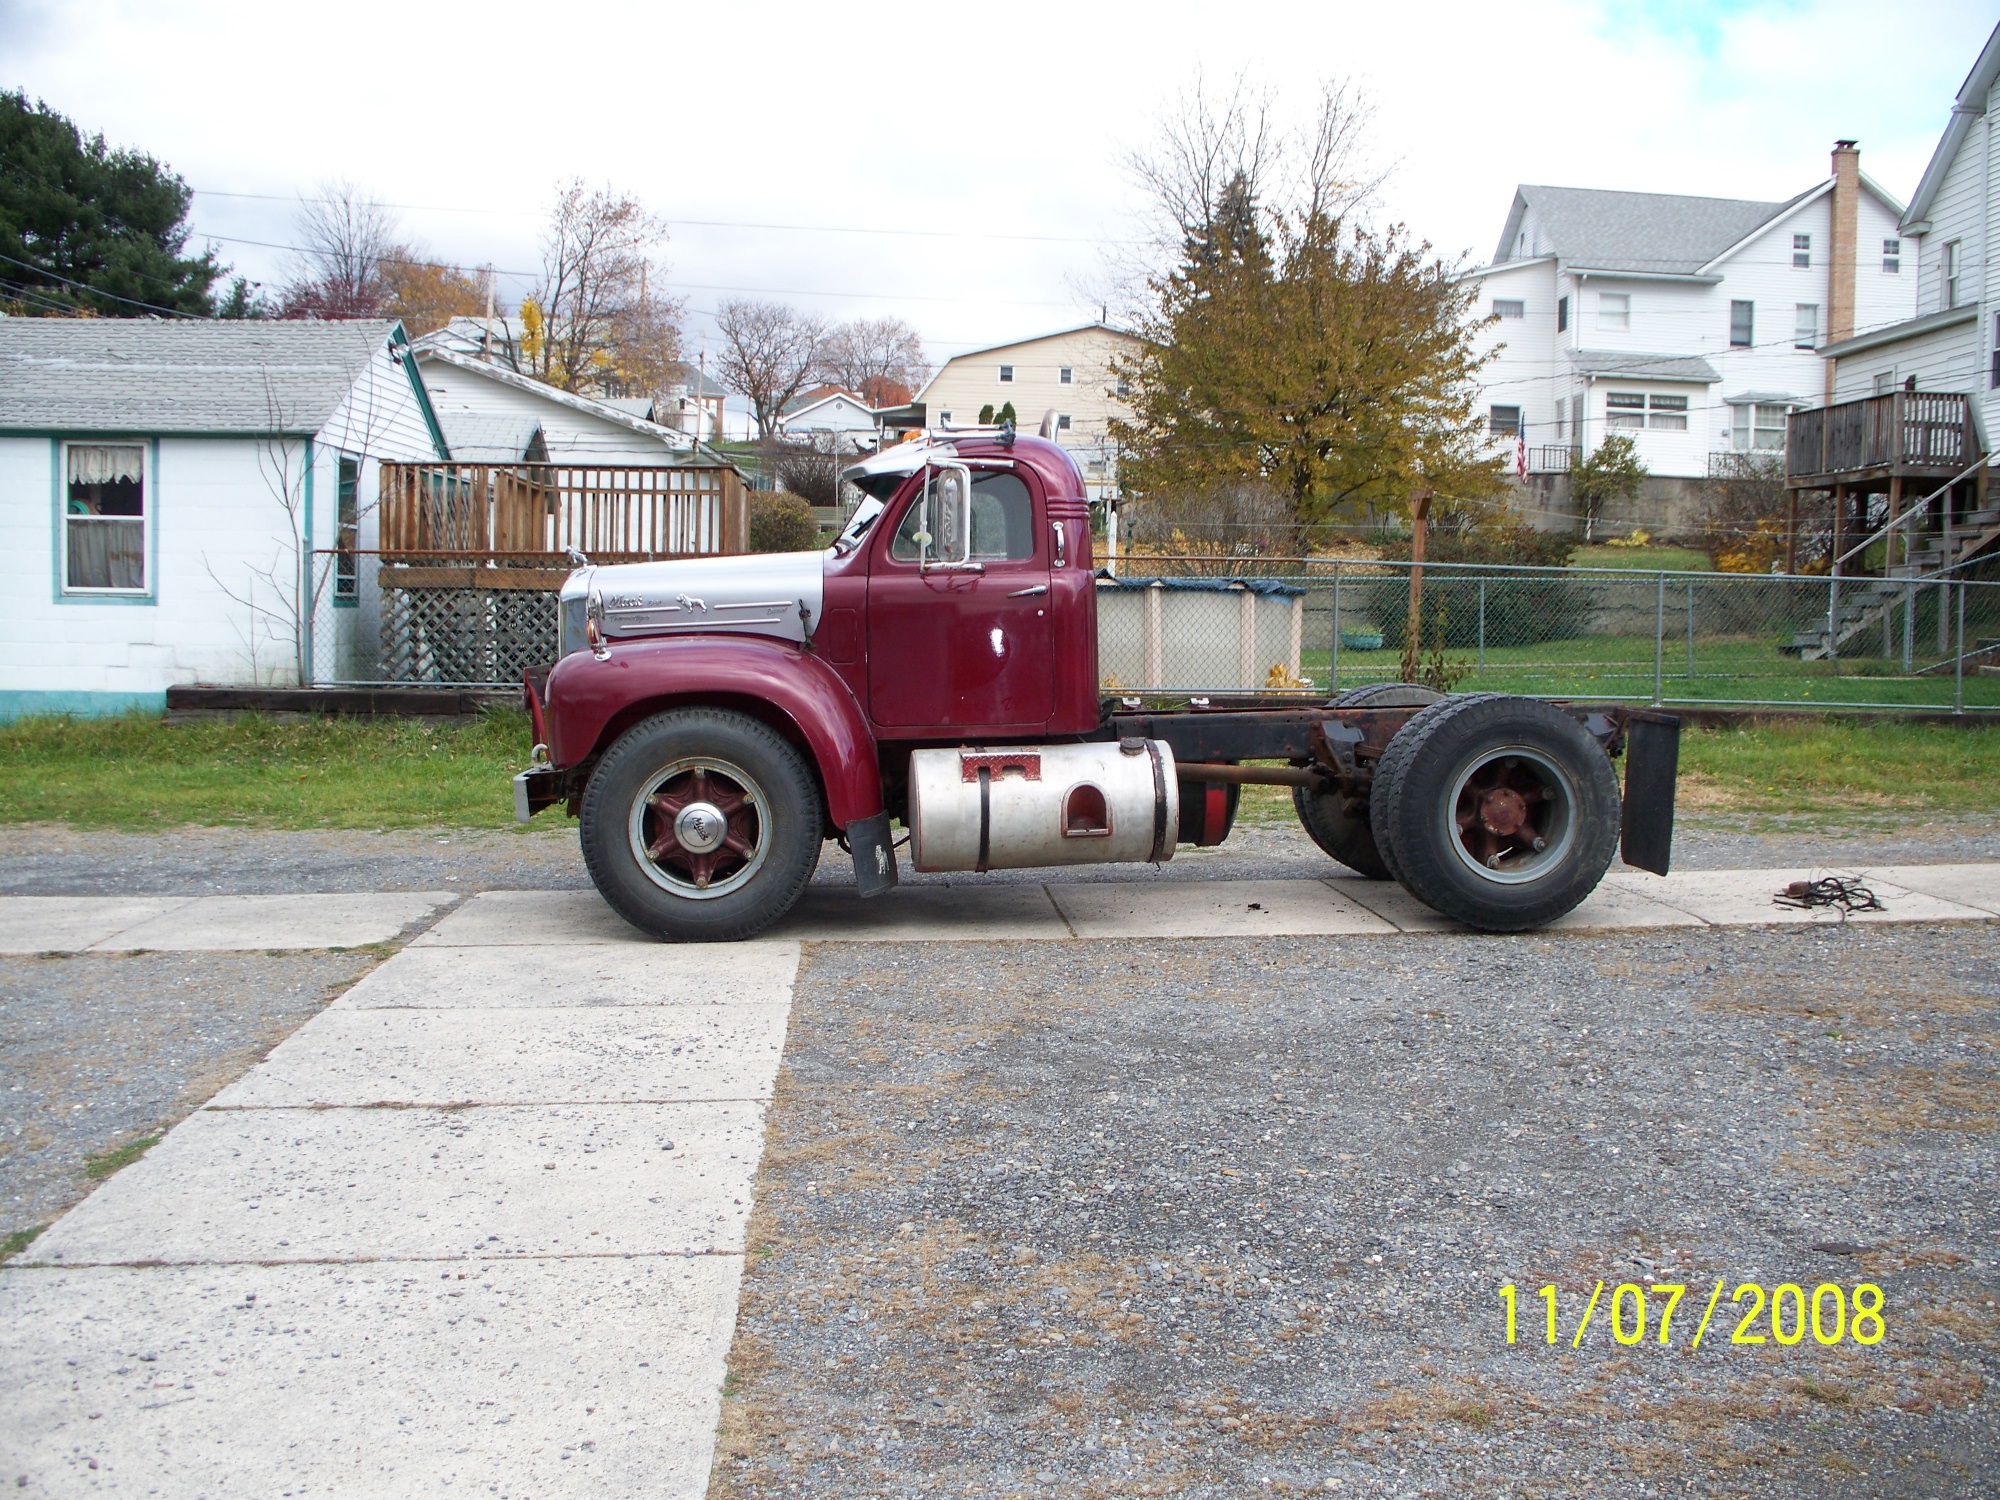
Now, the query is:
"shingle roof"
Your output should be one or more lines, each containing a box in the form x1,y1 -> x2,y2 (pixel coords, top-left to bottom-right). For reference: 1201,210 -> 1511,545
1568,349 -> 1722,383
1497,185 -> 1811,274
0,318 -> 398,434
435,412 -> 542,462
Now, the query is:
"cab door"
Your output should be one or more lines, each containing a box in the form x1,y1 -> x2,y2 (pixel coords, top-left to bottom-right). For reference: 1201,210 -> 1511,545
866,468 -> 1055,730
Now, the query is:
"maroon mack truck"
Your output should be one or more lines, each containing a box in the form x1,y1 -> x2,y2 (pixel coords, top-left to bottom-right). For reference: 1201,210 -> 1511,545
514,424 -> 1679,942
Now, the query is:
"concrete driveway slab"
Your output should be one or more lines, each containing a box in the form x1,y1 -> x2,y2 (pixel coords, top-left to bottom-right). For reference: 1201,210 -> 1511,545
1606,867 -> 1994,925
1330,880 -> 1465,931
89,892 -> 454,951
1049,878 -> 1396,938
333,941 -> 802,1009
413,888 -> 651,946
1870,861 -> 2000,916
767,883 -> 1069,942
0,896 -> 190,953
208,1004 -> 793,1108
0,1256 -> 738,1500
23,1101 -> 769,1266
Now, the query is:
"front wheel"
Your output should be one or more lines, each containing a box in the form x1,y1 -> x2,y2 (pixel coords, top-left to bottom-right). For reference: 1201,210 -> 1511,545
1370,694 -> 1619,931
580,708 -> 823,941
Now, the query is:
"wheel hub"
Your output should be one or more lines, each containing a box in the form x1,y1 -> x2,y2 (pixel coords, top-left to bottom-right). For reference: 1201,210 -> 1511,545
673,801 -> 729,854
1476,785 -> 1529,837
1444,746 -> 1577,885
627,759 -> 769,898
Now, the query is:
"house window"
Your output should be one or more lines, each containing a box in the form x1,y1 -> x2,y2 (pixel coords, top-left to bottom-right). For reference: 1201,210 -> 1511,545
1793,233 -> 1811,269
335,457 -> 360,603
1555,397 -> 1567,441
1992,315 -> 2000,389
1794,303 -> 1819,349
1730,403 -> 1789,451
1115,375 -> 1131,399
1493,299 -> 1524,319
1873,370 -> 1896,396
1489,405 -> 1522,438
939,411 -> 952,423
1597,292 -> 1630,329
998,364 -> 1014,383
1646,394 -> 1688,431
1882,238 -> 1901,274
1945,241 -> 1962,307
1057,413 -> 1072,430
1058,366 -> 1074,384
1605,393 -> 1647,430
1729,300 -> 1754,348
1556,295 -> 1568,332
63,442 -> 147,593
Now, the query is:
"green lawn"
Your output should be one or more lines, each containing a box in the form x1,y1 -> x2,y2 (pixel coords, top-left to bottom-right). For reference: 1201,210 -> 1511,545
0,710 -> 542,831
3,707 -> 1994,837
1568,544 -> 1715,572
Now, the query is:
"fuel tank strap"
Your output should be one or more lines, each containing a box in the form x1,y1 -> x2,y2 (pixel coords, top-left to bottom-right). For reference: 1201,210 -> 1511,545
976,767 -> 992,874
1145,741 -> 1169,863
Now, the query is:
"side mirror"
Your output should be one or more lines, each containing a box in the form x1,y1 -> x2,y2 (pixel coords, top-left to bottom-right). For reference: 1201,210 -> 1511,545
922,462 -> 973,568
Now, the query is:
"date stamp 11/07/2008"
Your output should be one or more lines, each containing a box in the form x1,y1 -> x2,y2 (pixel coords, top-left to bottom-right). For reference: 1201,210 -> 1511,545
1499,1281 -> 1886,1351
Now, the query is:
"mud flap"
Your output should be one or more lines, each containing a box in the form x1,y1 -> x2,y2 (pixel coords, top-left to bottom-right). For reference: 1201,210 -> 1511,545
846,811 -> 900,898
1620,714 -> 1680,876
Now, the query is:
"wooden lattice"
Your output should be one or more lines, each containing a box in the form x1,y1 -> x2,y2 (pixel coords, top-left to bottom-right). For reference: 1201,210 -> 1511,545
383,586 -> 559,685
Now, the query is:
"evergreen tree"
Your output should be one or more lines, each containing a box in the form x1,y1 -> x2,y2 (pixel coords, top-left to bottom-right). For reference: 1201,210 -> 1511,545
0,91 -> 220,315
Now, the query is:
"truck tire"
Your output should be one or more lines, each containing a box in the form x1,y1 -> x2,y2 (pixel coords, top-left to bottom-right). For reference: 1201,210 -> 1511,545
580,708 -> 823,942
1370,693 -> 1619,932
1293,683 -> 1443,880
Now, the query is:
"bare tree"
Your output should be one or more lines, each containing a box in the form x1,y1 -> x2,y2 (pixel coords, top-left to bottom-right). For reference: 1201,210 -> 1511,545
280,180 -> 398,318
714,299 -> 826,440
815,317 -> 929,406
522,180 -> 682,395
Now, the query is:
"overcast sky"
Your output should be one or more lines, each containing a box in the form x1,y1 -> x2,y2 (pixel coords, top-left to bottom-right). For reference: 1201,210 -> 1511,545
6,0 -> 1994,379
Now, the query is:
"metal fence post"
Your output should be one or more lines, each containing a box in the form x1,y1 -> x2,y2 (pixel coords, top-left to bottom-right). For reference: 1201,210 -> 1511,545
1685,579 -> 1695,679
1477,576 -> 1486,671
1955,580 -> 1967,715
1653,573 -> 1665,706
1903,579 -> 1914,674
1827,572 -> 1840,665
1330,565 -> 1341,692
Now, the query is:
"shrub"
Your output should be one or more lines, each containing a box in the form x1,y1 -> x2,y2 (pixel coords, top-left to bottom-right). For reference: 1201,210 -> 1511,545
1364,520 -> 1595,648
748,492 -> 820,553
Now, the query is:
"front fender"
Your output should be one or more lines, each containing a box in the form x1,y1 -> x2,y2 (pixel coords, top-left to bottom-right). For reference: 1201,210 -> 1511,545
543,637 -> 883,825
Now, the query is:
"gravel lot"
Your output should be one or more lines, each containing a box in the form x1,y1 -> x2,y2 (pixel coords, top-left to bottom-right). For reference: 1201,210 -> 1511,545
0,951 -> 377,1250
3,813 -> 1996,898
711,924 -> 2000,1499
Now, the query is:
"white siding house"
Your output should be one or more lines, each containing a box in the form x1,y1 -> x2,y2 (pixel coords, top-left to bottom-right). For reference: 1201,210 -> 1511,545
1824,20 -> 2000,432
0,320 -> 444,716
413,348 -> 710,464
1465,149 -> 1916,501
777,388 -> 879,450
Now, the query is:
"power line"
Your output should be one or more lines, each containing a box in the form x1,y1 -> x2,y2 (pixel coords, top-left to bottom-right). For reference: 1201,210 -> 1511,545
190,187 -> 1139,246
0,250 -> 206,319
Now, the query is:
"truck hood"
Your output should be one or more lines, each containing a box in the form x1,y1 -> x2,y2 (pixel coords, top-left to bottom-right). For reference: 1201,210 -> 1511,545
558,551 -> 826,657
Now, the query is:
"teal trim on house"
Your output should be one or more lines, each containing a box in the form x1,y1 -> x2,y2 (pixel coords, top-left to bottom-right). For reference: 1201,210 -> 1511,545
50,435 -> 159,607
301,437 -> 315,685
391,323 -> 451,459
0,690 -> 167,721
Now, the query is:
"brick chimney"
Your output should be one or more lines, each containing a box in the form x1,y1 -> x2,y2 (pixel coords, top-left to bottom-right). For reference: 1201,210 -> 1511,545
1826,139 -> 1861,400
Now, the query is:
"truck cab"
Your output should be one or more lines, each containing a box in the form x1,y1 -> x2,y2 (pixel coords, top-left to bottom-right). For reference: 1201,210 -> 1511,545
519,423 -> 1677,942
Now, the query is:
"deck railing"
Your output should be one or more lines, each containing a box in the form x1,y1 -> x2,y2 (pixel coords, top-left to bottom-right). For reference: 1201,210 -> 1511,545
1787,391 -> 1974,482
376,462 -> 748,563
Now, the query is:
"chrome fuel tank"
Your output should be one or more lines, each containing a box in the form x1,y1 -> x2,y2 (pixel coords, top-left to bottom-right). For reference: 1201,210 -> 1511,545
559,551 -> 826,655
907,741 -> 1179,872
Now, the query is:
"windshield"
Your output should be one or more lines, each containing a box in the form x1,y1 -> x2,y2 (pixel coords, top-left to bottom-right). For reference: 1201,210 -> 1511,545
832,496 -> 885,555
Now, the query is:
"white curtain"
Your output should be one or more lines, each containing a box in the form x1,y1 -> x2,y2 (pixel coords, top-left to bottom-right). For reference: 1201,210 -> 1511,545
68,444 -> 145,486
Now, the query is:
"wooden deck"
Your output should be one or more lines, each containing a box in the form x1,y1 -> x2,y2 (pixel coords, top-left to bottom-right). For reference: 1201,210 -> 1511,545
1786,391 -> 1978,488
376,462 -> 748,565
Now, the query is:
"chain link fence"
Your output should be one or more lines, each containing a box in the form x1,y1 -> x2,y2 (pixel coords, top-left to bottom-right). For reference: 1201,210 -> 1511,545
306,549 -> 2000,712
1103,559 -> 2000,712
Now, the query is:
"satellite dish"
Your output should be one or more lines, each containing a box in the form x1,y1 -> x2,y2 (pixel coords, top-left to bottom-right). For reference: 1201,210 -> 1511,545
1038,408 -> 1059,439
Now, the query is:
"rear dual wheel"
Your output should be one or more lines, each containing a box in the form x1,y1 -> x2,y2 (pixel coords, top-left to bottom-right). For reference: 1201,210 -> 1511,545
1369,693 -> 1620,931
1292,683 -> 1443,879
580,708 -> 823,942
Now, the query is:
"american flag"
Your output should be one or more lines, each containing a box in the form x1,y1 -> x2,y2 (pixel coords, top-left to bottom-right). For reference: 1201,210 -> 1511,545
1516,431 -> 1527,481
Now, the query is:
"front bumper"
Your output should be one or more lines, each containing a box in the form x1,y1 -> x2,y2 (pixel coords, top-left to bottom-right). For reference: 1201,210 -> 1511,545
513,766 -> 564,823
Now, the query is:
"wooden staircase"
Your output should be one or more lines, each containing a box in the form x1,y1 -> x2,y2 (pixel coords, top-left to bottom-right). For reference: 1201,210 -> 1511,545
1790,502 -> 2000,661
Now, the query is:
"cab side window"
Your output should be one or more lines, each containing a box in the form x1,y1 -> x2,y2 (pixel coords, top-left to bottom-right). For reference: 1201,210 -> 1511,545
889,471 -> 1037,562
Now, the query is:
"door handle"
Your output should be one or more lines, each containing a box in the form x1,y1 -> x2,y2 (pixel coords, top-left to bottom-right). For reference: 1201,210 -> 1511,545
1051,521 -> 1067,568
1007,584 -> 1049,597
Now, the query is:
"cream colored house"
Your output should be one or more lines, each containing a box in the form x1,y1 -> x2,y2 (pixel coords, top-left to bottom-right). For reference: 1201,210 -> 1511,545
915,322 -> 1146,502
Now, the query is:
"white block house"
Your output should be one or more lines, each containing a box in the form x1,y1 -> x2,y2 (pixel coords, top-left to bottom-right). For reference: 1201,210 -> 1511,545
0,319 -> 445,717
1465,149 -> 1915,488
